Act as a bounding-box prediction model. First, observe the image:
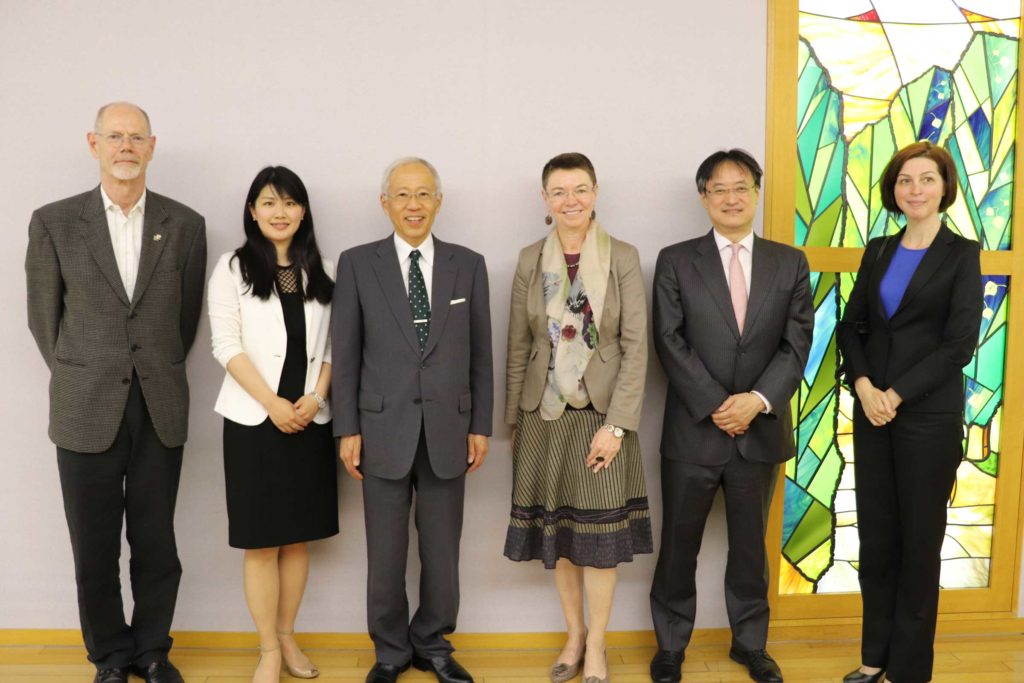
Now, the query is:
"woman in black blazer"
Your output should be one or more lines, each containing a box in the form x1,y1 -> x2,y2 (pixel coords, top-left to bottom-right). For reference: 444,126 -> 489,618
837,141 -> 983,683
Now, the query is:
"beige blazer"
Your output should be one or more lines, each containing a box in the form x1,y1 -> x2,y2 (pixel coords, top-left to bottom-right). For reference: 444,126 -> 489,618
505,234 -> 647,431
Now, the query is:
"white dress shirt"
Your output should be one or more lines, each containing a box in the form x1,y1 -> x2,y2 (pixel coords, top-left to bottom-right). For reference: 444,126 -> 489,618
394,232 -> 434,306
711,228 -> 772,414
100,186 -> 146,299
713,228 -> 753,296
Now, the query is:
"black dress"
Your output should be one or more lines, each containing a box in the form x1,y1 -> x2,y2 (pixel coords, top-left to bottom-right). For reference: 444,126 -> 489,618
223,265 -> 338,549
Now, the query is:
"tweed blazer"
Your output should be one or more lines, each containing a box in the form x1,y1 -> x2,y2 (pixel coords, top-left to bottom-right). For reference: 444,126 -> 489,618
331,235 -> 494,480
504,235 -> 648,431
837,225 -> 983,413
26,186 -> 207,452
653,230 -> 812,465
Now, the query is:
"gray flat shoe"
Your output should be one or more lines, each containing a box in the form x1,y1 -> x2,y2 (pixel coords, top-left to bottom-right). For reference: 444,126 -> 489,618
550,645 -> 585,683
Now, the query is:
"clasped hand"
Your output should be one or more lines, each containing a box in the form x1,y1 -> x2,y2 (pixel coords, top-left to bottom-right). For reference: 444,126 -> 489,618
267,394 -> 318,434
712,393 -> 765,437
854,378 -> 902,427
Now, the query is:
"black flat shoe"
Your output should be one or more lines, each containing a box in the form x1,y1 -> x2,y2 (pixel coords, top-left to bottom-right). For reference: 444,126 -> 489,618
93,667 -> 128,683
728,647 -> 783,683
366,661 -> 411,683
843,668 -> 885,683
649,650 -> 684,683
130,660 -> 184,683
412,654 -> 474,683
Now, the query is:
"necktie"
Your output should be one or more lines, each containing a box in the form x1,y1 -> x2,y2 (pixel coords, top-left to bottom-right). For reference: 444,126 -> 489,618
729,243 -> 747,333
408,250 -> 431,350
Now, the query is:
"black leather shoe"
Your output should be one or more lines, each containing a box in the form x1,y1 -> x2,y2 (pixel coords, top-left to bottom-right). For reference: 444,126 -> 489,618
93,667 -> 128,683
649,650 -> 684,683
728,648 -> 783,683
130,660 -> 184,683
366,661 -> 411,683
842,668 -> 885,683
412,654 -> 474,683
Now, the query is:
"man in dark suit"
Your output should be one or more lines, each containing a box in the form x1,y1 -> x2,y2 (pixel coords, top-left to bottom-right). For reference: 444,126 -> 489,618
26,102 -> 206,683
332,158 -> 493,683
648,150 -> 812,683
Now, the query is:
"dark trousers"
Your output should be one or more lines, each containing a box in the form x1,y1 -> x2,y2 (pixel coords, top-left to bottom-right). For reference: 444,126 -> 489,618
853,405 -> 962,683
56,376 -> 183,670
361,429 -> 466,665
650,453 -> 778,653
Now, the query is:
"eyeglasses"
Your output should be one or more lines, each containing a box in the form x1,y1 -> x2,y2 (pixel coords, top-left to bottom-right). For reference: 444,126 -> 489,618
387,190 -> 438,205
94,132 -> 152,147
704,184 -> 757,200
545,186 -> 594,201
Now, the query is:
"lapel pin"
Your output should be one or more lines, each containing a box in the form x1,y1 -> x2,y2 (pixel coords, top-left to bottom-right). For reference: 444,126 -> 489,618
153,234 -> 162,241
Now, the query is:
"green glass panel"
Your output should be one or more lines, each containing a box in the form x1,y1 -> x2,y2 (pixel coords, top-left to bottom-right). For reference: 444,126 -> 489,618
784,498 -> 833,563
797,539 -> 834,580
808,440 -> 843,505
985,34 -> 1015,105
808,197 -> 842,247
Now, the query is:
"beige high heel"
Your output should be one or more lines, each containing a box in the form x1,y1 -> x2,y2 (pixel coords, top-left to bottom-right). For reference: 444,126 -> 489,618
254,642 -> 281,683
278,631 -> 320,679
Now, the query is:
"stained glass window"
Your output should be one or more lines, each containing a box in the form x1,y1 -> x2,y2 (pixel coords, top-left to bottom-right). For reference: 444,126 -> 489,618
796,1 -> 1019,248
781,273 -> 1008,594
783,0 -> 1019,596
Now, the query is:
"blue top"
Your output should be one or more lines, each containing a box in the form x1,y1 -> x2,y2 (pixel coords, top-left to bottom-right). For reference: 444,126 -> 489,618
880,243 -> 928,319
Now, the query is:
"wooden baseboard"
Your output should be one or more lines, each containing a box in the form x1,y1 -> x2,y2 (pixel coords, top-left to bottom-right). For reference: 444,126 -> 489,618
2,614 -> 1021,649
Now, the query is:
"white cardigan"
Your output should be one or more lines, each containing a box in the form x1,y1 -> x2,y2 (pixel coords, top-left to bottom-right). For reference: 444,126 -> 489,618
208,251 -> 334,426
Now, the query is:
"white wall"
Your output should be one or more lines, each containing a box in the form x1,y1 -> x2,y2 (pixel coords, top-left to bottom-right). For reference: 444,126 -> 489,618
4,0 -> 1013,635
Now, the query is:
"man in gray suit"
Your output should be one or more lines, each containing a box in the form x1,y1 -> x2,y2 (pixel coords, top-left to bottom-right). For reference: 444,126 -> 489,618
648,150 -> 812,683
332,158 -> 493,683
26,102 -> 206,683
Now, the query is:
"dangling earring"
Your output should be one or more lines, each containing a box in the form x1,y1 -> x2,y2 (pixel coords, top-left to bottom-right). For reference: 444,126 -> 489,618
545,215 -> 553,225
591,210 -> 597,219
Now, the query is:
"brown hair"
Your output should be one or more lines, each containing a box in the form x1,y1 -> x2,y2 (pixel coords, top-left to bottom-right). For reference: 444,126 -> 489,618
542,152 -> 597,188
880,141 -> 958,214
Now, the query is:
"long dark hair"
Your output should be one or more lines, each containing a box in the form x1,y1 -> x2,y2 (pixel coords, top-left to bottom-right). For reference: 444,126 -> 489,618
232,166 -> 332,303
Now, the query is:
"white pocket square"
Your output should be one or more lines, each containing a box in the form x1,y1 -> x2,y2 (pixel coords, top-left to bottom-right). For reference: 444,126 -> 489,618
450,297 -> 466,305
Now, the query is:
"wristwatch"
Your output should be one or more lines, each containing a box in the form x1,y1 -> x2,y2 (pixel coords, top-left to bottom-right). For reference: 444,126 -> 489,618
604,423 -> 625,438
312,392 -> 327,410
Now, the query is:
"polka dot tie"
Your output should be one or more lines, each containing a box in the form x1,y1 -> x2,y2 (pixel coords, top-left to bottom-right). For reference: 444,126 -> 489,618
408,250 -> 431,351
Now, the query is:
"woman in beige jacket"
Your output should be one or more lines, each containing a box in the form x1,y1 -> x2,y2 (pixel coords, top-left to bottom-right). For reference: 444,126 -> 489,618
503,153 -> 650,683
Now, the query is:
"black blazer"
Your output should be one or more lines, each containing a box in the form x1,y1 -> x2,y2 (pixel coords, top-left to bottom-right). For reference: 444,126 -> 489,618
837,224 -> 982,414
653,231 -> 813,465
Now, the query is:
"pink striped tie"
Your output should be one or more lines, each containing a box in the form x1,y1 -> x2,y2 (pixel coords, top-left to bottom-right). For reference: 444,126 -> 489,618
729,243 -> 747,333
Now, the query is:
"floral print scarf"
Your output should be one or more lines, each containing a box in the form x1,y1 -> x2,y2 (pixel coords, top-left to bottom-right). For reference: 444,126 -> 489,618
539,221 -> 611,421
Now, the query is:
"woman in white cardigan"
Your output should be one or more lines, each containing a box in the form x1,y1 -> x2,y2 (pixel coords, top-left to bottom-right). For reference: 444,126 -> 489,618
208,166 -> 336,682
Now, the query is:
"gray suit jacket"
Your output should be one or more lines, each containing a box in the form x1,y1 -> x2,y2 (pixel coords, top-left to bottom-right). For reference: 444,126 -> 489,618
504,236 -> 647,431
653,231 -> 812,465
26,186 -> 207,453
332,235 -> 493,480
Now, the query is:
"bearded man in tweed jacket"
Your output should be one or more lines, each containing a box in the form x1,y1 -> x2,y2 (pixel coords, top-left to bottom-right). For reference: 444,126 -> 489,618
25,102 -> 206,683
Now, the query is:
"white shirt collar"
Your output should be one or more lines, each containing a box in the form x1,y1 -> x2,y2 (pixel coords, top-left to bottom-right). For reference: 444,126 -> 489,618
100,186 -> 147,217
712,228 -> 753,253
394,232 -> 434,265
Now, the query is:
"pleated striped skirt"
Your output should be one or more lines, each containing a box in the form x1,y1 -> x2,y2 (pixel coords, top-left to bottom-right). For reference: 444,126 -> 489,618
504,407 -> 653,568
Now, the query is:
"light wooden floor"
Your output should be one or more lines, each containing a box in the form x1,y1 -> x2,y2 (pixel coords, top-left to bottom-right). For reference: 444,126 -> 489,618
2,635 -> 1024,683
